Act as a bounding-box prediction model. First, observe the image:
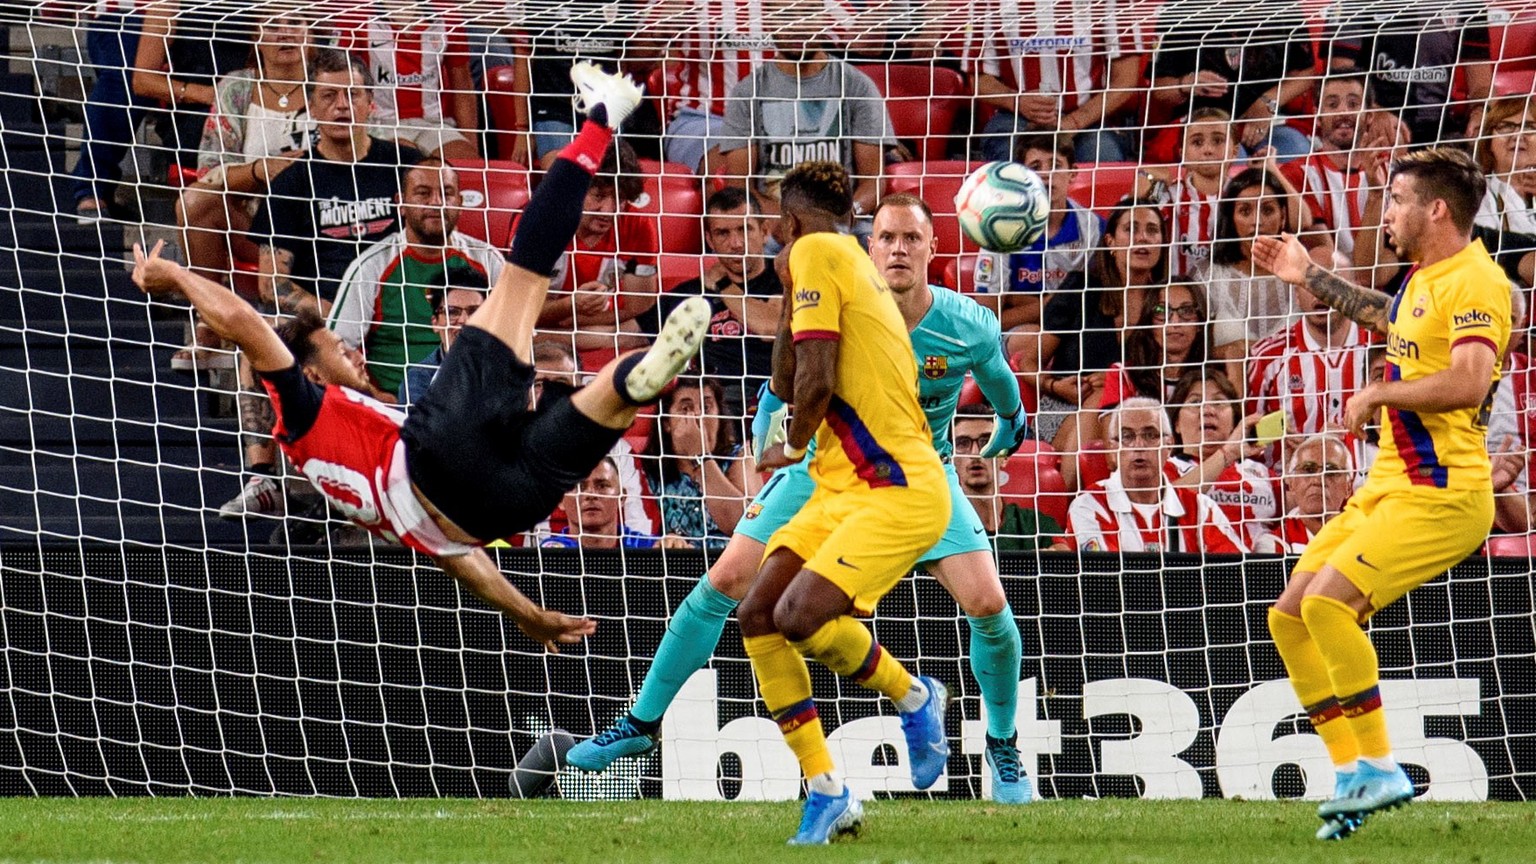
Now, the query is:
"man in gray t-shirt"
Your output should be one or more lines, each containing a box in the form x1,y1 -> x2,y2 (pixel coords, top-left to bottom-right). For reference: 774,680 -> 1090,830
709,40 -> 891,220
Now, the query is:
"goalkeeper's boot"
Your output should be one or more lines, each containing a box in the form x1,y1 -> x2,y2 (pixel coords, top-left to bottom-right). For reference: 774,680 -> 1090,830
567,714 -> 658,772
570,60 -> 644,130
787,787 -> 863,845
622,296 -> 710,404
898,676 -> 950,791
1319,760 -> 1413,820
985,734 -> 1034,804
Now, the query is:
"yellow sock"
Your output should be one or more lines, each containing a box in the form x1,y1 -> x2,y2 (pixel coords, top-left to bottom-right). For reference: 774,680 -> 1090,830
744,632 -> 833,778
1300,594 -> 1391,760
1268,607 -> 1358,767
792,616 -> 913,702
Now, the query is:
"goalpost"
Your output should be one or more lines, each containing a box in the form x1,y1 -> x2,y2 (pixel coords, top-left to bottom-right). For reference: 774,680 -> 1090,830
0,0 -> 1534,801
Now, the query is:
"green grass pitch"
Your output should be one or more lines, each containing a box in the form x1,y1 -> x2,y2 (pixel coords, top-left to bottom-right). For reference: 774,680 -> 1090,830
1,798 -> 1533,864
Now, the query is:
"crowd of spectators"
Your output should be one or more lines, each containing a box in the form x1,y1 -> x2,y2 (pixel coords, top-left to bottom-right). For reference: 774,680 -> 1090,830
50,1 -> 1536,554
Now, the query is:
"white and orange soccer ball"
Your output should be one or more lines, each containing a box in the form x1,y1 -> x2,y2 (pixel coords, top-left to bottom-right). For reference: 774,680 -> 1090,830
954,161 -> 1051,254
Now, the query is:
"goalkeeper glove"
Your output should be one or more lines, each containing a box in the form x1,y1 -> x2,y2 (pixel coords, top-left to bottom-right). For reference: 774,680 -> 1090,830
980,408 -> 1029,458
751,382 -> 789,462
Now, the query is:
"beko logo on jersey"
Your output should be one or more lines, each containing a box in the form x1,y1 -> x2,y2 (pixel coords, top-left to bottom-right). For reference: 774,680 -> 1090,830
794,288 -> 821,306
1387,331 -> 1420,360
1454,310 -> 1493,327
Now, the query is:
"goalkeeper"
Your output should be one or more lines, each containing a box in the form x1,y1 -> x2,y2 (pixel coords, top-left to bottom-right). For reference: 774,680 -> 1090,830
571,192 -> 1034,808
130,63 -> 709,652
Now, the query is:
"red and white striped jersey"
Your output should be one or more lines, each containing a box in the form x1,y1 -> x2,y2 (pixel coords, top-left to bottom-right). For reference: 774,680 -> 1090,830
1166,454 -> 1278,547
1494,350 -> 1536,492
1280,153 -> 1368,257
1165,174 -> 1218,277
645,0 -> 859,118
1067,470 -> 1247,553
947,0 -> 1151,114
1247,318 -> 1375,440
335,4 -> 469,125
262,379 -> 474,558
1272,511 -> 1318,554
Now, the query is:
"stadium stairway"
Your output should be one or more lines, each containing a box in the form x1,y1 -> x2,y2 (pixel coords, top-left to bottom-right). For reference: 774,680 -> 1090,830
0,66 -> 263,549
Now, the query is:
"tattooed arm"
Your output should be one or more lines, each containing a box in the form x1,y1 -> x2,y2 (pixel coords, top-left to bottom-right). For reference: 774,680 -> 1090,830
258,245 -> 321,316
1251,234 -> 1392,337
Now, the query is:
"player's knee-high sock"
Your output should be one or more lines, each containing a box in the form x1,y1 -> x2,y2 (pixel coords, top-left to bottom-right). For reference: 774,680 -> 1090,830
791,616 -> 918,708
1300,595 -> 1392,762
506,120 -> 614,278
629,579 -> 739,726
968,608 -> 1021,740
1269,608 -> 1358,768
744,632 -> 835,779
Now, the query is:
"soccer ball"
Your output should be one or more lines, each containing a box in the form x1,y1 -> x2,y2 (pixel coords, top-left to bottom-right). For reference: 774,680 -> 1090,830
953,161 -> 1051,254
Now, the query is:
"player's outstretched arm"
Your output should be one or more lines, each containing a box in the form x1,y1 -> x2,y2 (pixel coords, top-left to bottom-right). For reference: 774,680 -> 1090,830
131,241 -> 294,372
1252,233 -> 1391,336
436,549 -> 596,652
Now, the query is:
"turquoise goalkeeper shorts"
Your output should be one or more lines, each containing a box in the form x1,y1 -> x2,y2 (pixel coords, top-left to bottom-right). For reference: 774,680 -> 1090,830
735,460 -> 991,565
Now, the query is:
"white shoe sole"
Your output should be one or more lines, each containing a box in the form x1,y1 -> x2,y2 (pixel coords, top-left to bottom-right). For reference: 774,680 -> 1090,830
624,296 -> 709,403
569,60 -> 644,128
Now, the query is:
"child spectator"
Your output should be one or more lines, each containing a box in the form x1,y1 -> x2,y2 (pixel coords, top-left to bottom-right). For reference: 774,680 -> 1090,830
1166,108 -> 1239,275
975,133 -> 1105,332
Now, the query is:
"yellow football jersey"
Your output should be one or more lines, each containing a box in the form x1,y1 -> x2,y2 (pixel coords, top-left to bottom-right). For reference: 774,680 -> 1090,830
1371,239 -> 1511,492
788,232 -> 940,493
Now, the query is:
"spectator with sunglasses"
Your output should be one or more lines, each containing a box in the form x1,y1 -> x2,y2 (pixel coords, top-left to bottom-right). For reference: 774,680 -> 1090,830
1261,434 -> 1356,554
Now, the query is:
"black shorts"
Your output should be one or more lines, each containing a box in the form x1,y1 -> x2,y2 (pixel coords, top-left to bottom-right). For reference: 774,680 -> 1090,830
399,326 -> 624,542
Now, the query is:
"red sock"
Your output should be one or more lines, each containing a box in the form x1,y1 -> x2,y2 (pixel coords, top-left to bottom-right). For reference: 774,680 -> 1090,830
559,121 -> 614,175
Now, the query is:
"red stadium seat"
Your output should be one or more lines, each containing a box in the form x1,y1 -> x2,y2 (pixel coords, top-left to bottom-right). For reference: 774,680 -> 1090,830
957,375 -> 983,408
634,158 -> 705,256
447,159 -> 531,250
1493,11 -> 1536,68
1495,66 -> 1536,97
1077,439 -> 1113,491
855,64 -> 966,160
997,446 -> 1070,528
484,64 -> 523,161
1068,162 -> 1142,217
884,160 -> 984,282
657,253 -> 718,291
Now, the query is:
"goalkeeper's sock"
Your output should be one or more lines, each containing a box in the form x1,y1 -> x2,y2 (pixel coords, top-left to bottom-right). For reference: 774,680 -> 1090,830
1301,594 -> 1392,760
968,608 -> 1022,740
745,633 -> 834,778
1269,607 -> 1359,767
791,615 -> 913,703
630,579 -> 739,725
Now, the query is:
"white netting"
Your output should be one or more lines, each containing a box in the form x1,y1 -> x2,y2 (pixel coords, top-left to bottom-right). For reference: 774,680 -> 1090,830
0,0 -> 1534,800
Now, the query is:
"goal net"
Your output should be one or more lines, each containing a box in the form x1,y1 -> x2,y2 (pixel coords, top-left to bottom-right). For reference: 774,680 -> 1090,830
0,0 -> 1534,800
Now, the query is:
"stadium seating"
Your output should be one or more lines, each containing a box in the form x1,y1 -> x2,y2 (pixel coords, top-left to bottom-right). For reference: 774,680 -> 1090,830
1486,534 -> 1536,557
1495,66 -> 1536,96
657,253 -> 718,291
1492,10 -> 1536,68
997,442 -> 1070,528
1077,439 -> 1114,491
483,64 -> 523,161
634,158 -> 705,256
446,159 -> 532,250
855,64 -> 966,160
884,160 -> 984,282
1068,162 -> 1142,216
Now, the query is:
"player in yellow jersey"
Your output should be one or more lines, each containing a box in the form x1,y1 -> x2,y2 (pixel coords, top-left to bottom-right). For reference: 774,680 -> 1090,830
1253,147 -> 1511,841
737,161 -> 950,845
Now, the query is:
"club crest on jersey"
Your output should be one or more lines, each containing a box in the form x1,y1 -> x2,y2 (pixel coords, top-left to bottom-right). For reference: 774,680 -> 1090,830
922,355 -> 949,380
1413,295 -> 1428,317
743,502 -> 763,521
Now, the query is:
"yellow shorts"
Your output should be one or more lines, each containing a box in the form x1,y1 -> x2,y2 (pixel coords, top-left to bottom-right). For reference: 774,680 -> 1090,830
766,482 -> 949,615
1294,484 -> 1493,612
